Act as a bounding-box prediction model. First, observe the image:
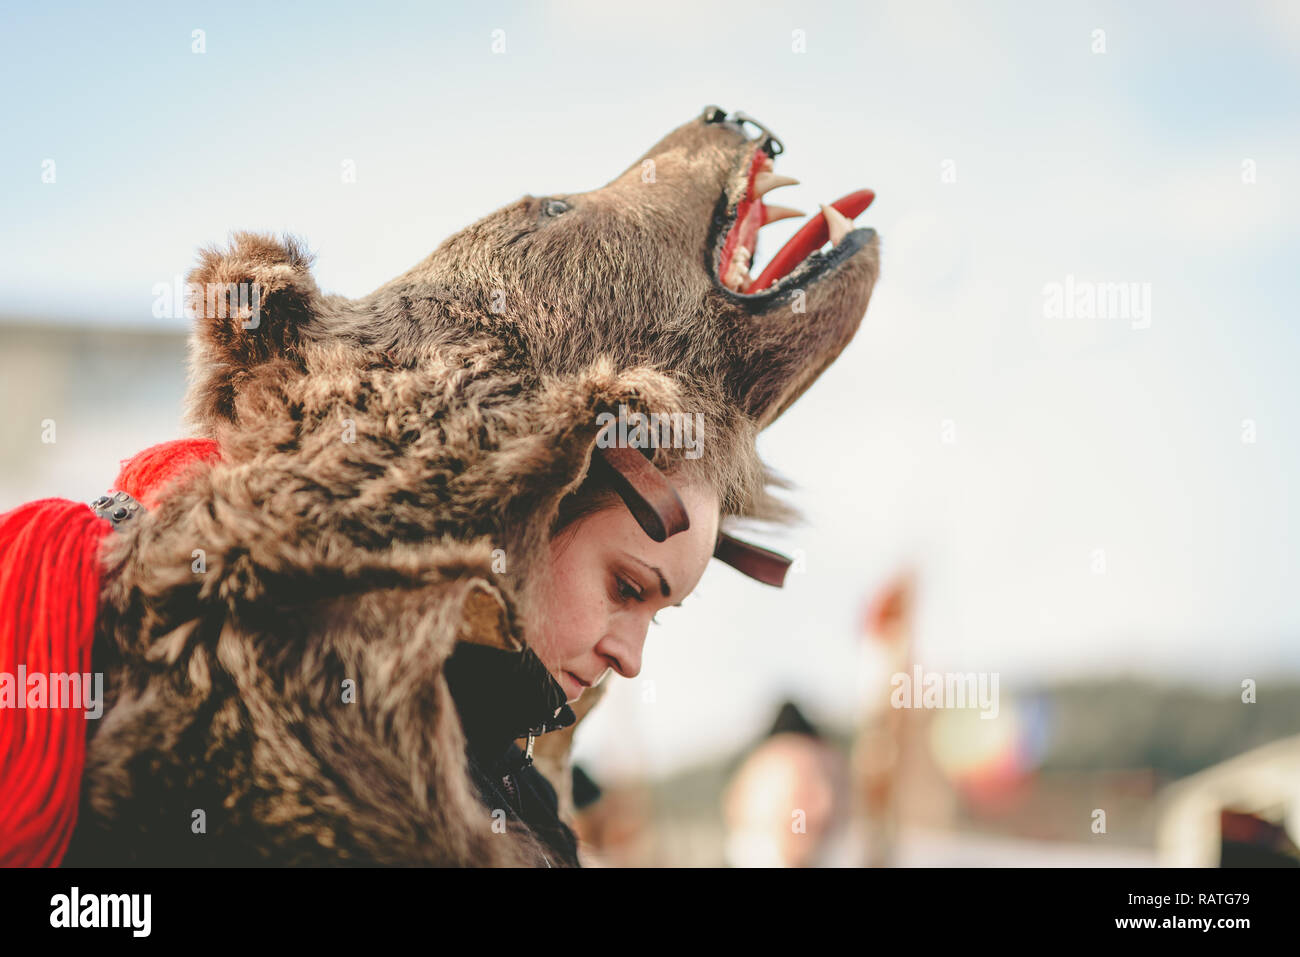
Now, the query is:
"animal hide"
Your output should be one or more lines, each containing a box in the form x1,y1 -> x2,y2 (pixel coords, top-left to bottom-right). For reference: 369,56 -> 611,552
62,107 -> 880,865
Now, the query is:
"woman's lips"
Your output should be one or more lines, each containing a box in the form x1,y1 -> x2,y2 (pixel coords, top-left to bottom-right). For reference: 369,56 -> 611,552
564,671 -> 590,697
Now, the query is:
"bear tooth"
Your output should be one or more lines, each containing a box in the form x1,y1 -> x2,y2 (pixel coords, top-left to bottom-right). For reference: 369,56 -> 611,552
723,257 -> 752,291
820,203 -> 854,247
754,172 -> 799,197
763,204 -> 803,226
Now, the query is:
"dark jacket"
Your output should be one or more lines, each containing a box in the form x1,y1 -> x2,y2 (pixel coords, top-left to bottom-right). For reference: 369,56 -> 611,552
442,640 -> 582,867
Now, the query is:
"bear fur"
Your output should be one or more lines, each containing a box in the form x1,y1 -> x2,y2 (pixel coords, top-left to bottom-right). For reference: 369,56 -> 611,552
62,107 -> 880,865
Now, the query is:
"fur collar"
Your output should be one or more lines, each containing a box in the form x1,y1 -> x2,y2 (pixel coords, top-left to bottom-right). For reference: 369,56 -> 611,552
442,640 -> 576,762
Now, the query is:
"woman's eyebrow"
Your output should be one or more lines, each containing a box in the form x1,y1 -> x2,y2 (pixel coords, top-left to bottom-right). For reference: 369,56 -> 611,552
622,551 -> 671,598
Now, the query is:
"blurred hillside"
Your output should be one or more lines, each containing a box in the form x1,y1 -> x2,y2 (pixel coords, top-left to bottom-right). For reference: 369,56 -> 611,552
0,321 -> 189,508
623,678 -> 1300,865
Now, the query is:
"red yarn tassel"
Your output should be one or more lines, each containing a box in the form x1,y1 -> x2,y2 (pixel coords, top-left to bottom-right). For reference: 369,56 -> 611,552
0,437 -> 221,867
115,438 -> 221,508
0,500 -> 112,867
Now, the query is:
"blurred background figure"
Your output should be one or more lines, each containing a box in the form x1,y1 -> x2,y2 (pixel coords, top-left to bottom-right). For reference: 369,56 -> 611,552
721,701 -> 856,867
1157,733 -> 1300,867
852,572 -> 916,866
571,772 -> 656,868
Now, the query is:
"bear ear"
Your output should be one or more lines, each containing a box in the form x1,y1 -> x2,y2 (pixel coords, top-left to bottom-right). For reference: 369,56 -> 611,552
184,231 -> 321,429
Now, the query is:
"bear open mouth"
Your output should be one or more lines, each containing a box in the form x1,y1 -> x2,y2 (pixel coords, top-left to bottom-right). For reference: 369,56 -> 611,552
712,148 -> 875,298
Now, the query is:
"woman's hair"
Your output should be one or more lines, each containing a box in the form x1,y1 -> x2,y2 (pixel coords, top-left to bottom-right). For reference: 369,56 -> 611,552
551,469 -> 623,540
549,451 -> 706,542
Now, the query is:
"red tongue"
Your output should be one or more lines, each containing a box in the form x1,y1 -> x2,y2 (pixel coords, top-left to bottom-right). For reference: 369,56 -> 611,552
748,189 -> 875,292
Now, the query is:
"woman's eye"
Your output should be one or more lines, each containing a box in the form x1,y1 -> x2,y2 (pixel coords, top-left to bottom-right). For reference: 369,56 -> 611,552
613,575 -> 644,603
613,574 -> 644,598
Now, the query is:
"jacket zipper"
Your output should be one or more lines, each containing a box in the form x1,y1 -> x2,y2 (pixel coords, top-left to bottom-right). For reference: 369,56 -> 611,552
502,728 -> 540,801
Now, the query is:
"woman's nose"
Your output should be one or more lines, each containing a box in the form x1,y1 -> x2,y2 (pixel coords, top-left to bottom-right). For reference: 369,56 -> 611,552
596,621 -> 648,679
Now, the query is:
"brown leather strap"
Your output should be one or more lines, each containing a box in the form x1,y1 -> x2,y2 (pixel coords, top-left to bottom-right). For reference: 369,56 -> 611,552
593,447 -> 792,589
594,445 -> 690,542
713,532 -> 791,588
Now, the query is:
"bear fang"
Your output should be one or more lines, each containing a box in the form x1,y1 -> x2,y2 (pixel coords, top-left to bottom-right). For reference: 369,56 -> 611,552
49,887 -> 151,937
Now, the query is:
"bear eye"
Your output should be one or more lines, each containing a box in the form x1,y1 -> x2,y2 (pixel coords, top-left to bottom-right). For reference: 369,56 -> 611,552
541,199 -> 570,218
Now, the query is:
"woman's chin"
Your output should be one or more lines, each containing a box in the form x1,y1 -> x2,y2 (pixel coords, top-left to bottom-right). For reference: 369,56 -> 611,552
559,670 -> 585,703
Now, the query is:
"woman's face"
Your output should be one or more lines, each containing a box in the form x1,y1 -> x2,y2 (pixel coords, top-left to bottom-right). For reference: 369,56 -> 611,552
531,478 -> 721,703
